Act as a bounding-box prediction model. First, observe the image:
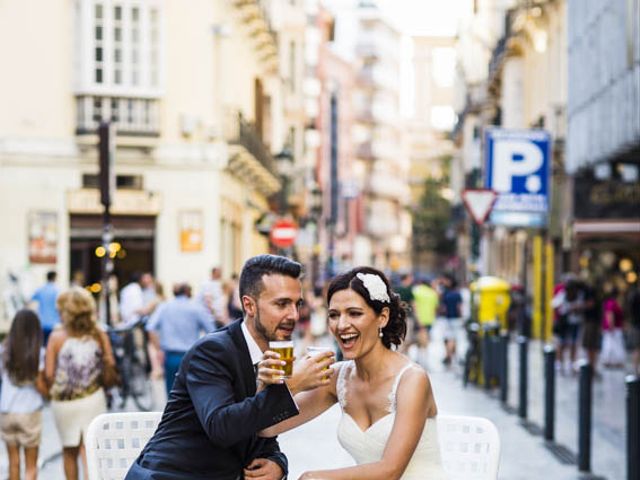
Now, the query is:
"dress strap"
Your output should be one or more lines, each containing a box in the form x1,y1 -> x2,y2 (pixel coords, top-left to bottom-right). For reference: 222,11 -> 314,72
387,363 -> 414,413
336,361 -> 352,408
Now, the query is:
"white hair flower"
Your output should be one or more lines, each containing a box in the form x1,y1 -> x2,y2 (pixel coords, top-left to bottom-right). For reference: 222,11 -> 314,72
356,273 -> 390,303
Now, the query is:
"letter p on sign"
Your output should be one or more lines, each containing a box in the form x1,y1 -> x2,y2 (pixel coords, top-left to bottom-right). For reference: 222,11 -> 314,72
492,139 -> 543,193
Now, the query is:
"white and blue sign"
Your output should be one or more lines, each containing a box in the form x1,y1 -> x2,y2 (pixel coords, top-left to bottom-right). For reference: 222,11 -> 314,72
484,128 -> 552,228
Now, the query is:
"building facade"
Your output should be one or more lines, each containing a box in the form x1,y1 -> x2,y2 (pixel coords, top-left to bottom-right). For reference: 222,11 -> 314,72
0,0 -> 291,327
567,0 -> 640,287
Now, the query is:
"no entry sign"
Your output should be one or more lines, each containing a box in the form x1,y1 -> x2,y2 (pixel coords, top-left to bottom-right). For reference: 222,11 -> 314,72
270,219 -> 298,249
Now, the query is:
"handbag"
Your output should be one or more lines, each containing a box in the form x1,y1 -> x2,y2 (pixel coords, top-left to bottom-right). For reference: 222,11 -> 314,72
96,331 -> 121,389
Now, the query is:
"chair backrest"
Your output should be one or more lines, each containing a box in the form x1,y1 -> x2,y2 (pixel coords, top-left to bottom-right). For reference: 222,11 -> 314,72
437,414 -> 501,480
86,411 -> 163,480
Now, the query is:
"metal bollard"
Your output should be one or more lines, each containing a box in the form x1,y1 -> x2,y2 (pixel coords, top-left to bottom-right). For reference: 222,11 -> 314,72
578,361 -> 593,473
517,335 -> 528,419
482,325 -> 492,390
627,376 -> 640,480
543,344 -> 556,442
499,333 -> 509,404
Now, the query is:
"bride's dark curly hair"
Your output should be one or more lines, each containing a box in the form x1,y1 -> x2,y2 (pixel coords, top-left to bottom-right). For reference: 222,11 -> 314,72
327,266 -> 407,349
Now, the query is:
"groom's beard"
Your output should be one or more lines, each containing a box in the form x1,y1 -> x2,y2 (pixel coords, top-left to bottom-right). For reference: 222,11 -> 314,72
254,308 -> 294,342
254,309 -> 277,342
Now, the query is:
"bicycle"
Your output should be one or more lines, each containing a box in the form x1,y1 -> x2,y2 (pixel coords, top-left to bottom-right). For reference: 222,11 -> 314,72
462,320 -> 482,387
107,318 -> 154,411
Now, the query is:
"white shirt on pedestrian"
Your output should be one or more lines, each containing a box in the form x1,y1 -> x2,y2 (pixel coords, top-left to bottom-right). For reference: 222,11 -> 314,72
120,282 -> 143,326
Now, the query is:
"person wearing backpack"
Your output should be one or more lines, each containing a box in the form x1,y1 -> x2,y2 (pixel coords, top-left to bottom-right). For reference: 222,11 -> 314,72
0,309 -> 48,480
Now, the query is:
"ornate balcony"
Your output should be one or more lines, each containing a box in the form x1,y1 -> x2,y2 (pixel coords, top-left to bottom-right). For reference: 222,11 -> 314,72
75,95 -> 160,137
224,110 -> 281,197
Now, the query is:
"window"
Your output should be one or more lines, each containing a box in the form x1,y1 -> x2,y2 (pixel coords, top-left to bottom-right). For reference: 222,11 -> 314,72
82,174 -> 143,190
76,1 -> 161,134
79,0 -> 162,93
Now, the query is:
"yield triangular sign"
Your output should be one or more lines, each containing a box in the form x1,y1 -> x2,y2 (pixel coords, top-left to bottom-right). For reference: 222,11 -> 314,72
462,189 -> 497,225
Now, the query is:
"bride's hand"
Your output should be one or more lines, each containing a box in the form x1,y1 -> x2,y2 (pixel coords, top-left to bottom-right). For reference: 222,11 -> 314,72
256,351 -> 287,392
287,351 -> 335,394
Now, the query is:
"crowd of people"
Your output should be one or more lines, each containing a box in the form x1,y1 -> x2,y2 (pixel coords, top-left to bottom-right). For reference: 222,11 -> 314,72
551,273 -> 640,377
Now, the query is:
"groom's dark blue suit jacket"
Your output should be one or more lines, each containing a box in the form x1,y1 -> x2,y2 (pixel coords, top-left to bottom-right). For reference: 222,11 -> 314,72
125,319 -> 299,479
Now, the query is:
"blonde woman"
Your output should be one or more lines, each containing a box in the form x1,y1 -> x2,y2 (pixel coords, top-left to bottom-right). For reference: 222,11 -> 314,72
45,287 -> 115,480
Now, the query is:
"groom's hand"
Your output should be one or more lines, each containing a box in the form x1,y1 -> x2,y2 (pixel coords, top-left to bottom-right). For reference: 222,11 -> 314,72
287,351 -> 335,395
243,458 -> 284,479
256,351 -> 288,392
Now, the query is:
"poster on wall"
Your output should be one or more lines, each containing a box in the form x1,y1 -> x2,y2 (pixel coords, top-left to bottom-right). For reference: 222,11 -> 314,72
179,210 -> 203,252
28,211 -> 58,264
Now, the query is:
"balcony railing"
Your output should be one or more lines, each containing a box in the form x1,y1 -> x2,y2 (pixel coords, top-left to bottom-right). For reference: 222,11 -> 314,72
224,111 -> 277,177
76,95 -> 160,136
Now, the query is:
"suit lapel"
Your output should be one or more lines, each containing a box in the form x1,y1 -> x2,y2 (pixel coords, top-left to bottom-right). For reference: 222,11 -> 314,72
228,319 -> 257,396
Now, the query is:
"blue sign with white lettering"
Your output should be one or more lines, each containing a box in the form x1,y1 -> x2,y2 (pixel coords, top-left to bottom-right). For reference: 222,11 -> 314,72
484,128 -> 552,227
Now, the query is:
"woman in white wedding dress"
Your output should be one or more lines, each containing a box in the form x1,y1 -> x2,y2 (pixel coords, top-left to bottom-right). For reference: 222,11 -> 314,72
258,267 -> 447,480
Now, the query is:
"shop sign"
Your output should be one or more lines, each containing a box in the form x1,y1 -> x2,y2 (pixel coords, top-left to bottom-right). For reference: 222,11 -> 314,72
28,211 -> 58,264
574,175 -> 640,219
484,128 -> 551,228
179,211 -> 203,252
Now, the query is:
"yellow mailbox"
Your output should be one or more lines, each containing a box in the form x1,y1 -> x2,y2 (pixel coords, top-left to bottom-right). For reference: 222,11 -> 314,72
469,276 -> 511,328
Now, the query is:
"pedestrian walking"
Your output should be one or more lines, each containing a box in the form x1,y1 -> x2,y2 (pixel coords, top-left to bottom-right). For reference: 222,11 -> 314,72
553,278 -> 584,374
580,282 -> 601,375
1,309 -> 48,480
600,287 -> 625,368
46,287 -> 116,480
146,283 -> 216,395
441,276 -> 462,366
224,273 -> 243,321
119,271 -> 156,327
30,270 -> 60,345
197,266 -> 228,328
411,278 -> 439,367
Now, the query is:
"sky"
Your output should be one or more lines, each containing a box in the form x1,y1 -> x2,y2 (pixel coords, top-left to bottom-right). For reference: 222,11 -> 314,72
322,0 -> 465,37
376,0 -> 464,36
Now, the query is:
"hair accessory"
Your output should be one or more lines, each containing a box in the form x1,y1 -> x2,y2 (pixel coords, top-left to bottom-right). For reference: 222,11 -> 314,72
356,273 -> 390,303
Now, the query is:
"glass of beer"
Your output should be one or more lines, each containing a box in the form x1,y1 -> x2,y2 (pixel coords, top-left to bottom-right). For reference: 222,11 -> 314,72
307,346 -> 334,379
269,341 -> 294,378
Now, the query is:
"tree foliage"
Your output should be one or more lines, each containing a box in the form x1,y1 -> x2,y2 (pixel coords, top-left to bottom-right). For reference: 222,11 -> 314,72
412,157 -> 455,258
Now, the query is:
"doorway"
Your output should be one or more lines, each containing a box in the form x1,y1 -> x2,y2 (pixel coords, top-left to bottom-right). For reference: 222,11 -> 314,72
69,215 -> 156,291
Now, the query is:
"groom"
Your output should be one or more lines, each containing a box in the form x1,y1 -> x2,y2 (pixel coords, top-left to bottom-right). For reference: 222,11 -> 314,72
126,254 -> 327,479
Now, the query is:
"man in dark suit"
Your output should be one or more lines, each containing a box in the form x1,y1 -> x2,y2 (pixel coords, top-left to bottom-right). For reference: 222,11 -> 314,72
126,255 -> 333,479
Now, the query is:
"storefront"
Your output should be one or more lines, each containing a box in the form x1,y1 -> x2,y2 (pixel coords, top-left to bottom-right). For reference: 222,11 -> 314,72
572,161 -> 640,290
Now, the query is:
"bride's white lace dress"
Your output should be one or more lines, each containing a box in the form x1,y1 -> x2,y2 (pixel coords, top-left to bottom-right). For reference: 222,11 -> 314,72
336,361 -> 448,479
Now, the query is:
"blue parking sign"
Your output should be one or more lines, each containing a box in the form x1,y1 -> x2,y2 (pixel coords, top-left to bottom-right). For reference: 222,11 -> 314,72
484,128 -> 552,227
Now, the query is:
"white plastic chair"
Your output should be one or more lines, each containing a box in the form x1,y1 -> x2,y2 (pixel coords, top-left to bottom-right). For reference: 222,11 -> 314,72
437,414 -> 501,480
85,411 -> 162,480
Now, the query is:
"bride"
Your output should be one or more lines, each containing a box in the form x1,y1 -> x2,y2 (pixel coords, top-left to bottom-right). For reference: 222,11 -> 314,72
258,266 -> 447,480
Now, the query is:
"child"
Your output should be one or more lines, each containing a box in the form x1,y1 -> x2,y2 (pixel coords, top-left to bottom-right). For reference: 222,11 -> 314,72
1,309 -> 48,480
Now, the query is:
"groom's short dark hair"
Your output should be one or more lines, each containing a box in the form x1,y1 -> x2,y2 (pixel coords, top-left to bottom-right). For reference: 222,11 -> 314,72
239,255 -> 302,307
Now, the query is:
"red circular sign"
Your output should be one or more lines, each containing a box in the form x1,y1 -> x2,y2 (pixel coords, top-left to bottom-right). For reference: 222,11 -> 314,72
270,219 -> 298,248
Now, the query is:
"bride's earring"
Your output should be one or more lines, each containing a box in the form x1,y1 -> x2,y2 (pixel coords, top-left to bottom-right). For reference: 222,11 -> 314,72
378,327 -> 383,338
